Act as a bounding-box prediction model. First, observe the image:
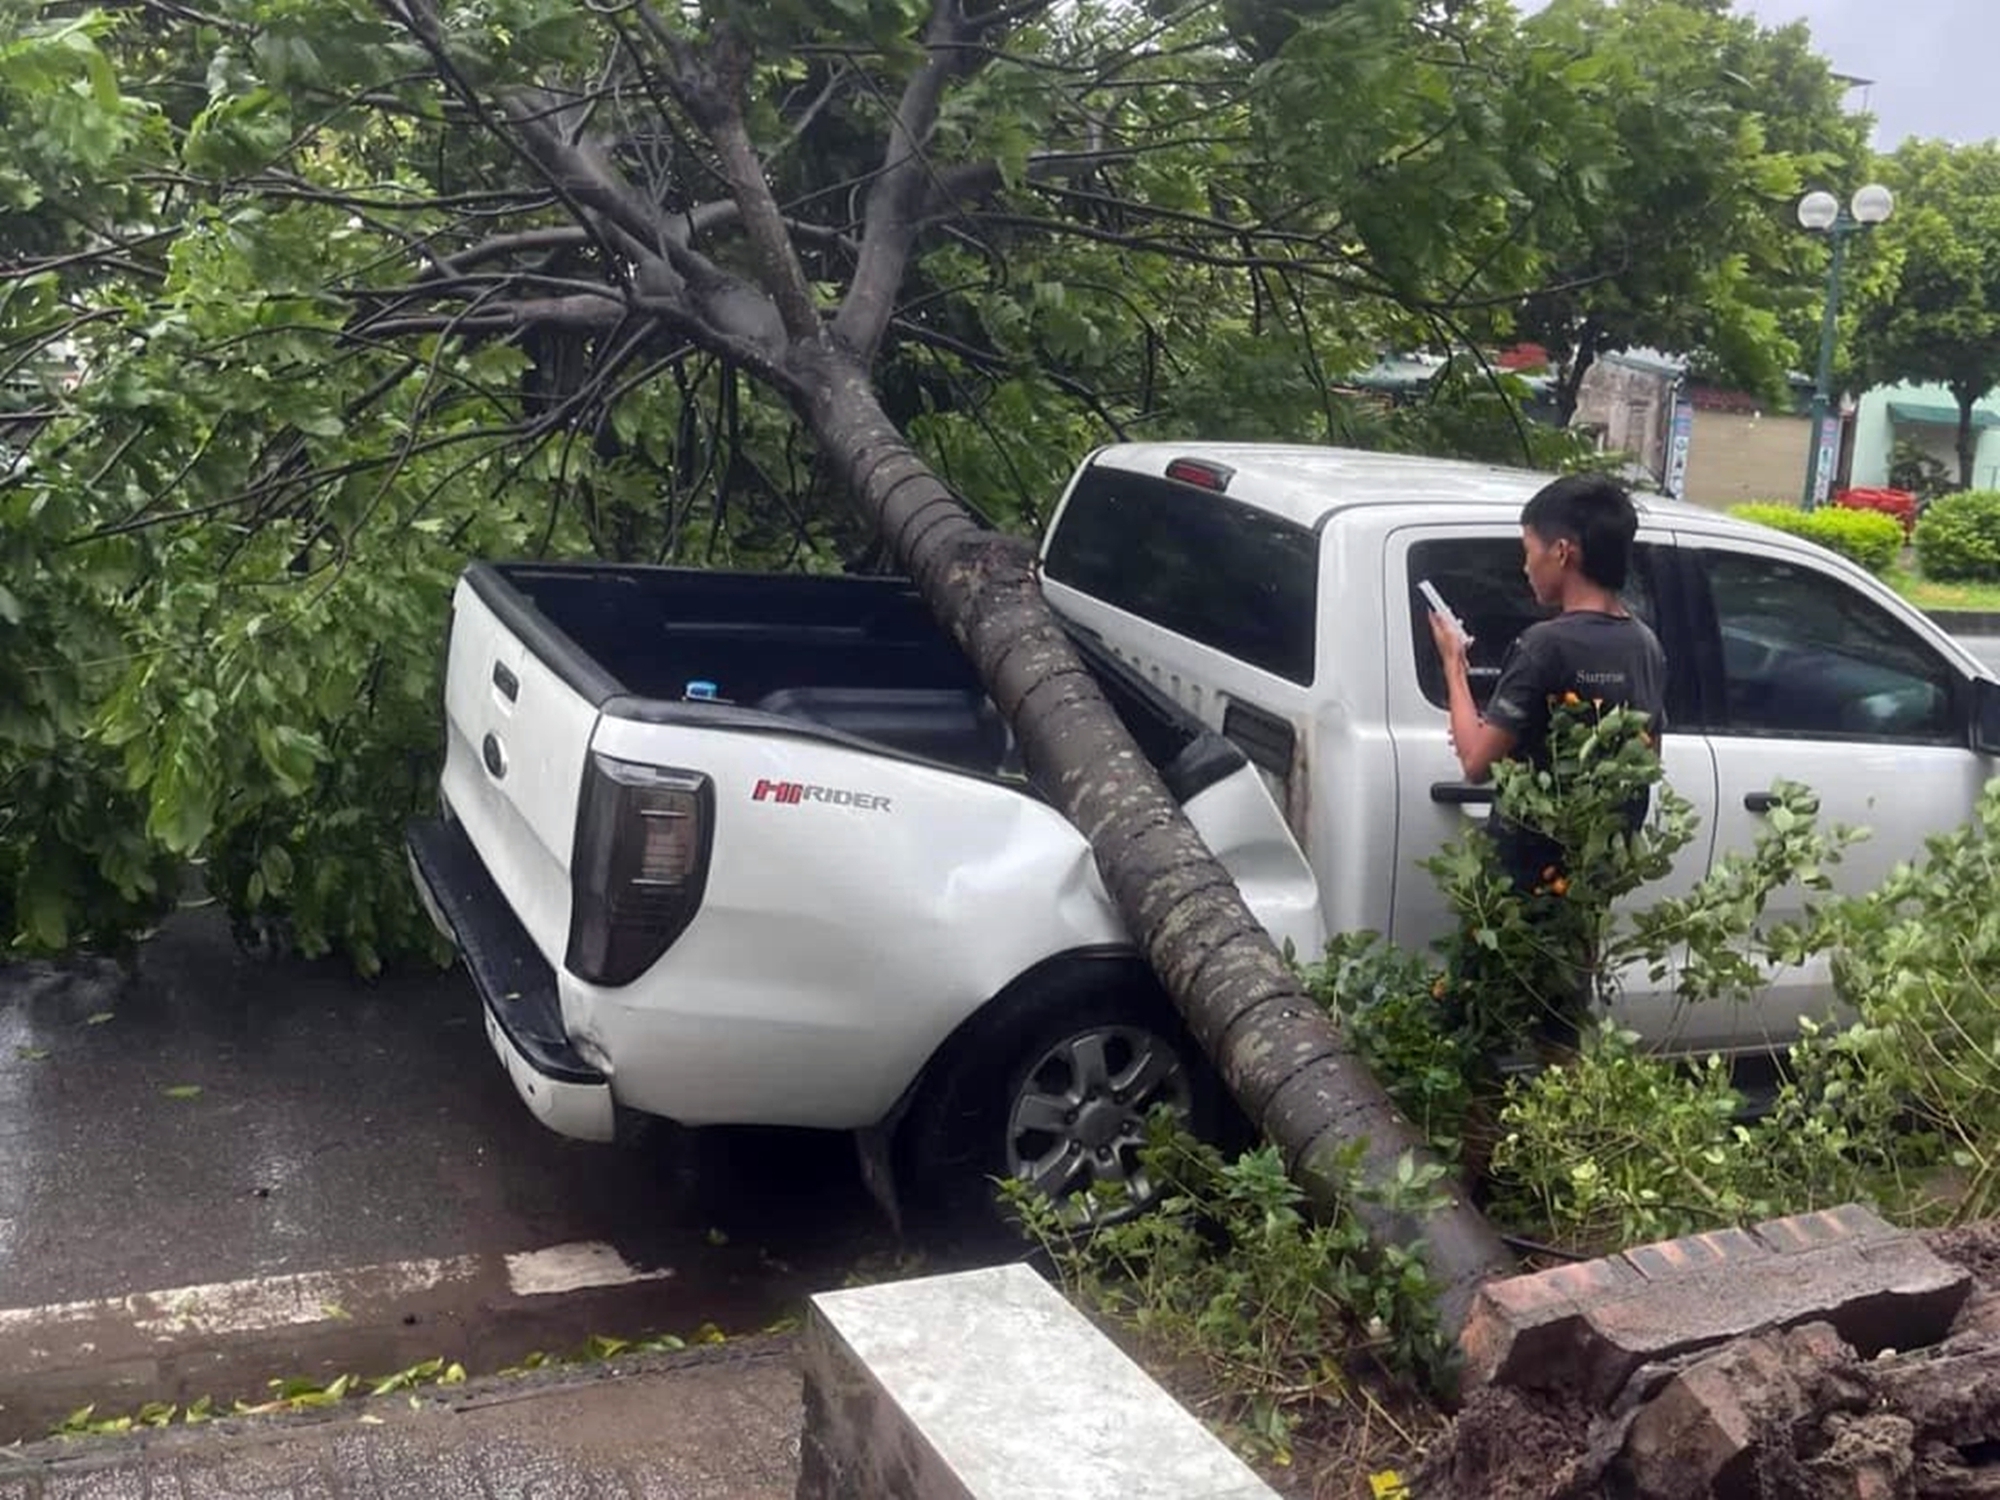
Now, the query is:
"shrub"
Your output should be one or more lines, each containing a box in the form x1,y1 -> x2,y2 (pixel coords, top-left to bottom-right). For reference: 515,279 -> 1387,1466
1915,490 -> 2000,582
1011,1123 -> 1452,1457
1888,439 -> 1954,504
1489,1027 -> 1773,1253
1728,502 -> 1903,574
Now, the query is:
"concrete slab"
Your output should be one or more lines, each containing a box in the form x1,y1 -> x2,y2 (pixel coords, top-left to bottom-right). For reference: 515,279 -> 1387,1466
798,1263 -> 1276,1500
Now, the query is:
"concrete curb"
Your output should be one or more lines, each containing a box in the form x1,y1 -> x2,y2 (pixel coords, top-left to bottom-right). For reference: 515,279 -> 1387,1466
0,1241 -> 766,1445
1925,608 -> 2000,635
0,1337 -> 801,1497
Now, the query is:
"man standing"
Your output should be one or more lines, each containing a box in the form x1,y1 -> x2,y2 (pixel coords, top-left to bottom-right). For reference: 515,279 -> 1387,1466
1426,473 -> 1668,895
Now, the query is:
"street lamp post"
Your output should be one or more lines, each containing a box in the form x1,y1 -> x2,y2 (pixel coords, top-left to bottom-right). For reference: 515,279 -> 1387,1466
1798,184 -> 1895,510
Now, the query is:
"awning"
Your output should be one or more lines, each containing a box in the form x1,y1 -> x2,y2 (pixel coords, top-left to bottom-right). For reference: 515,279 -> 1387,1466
1886,400 -> 2000,430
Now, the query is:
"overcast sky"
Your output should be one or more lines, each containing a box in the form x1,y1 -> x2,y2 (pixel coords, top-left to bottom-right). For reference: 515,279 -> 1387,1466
1518,0 -> 1989,147
1739,0 -> 1989,146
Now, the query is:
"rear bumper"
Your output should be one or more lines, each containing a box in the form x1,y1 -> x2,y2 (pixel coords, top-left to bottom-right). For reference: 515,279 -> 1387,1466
405,815 -> 616,1143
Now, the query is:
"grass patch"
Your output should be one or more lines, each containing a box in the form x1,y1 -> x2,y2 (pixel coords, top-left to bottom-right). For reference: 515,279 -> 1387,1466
1884,564 -> 2000,613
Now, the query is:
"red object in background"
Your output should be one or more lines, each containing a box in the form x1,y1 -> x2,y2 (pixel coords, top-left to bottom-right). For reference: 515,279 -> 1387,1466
1835,487 -> 1919,537
1496,343 -> 1551,371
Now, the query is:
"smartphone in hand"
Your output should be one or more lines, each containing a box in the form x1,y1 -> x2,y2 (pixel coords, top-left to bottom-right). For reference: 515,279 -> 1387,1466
1417,578 -> 1469,644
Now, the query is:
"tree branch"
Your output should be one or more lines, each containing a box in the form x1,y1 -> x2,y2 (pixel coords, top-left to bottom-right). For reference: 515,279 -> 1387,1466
834,0 -> 1049,358
423,227 -> 593,279
473,77 -> 798,384
647,28 -> 825,345
355,294 -> 631,339
497,86 -> 682,258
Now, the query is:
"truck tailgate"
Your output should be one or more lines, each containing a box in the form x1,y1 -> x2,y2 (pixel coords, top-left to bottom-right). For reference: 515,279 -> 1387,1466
440,576 -> 601,964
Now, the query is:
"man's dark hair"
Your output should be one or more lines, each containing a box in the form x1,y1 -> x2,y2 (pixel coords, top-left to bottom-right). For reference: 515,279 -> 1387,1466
1521,474 -> 1639,591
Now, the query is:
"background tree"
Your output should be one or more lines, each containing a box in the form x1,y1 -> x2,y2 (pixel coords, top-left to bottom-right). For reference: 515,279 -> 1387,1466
1850,138 -> 2000,490
1502,0 -> 1869,421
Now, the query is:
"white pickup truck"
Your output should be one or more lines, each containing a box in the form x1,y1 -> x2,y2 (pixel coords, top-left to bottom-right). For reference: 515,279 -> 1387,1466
409,442 -> 2000,1219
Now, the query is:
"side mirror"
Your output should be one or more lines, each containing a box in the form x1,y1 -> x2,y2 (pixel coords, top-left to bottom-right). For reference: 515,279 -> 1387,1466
1974,677 -> 2000,756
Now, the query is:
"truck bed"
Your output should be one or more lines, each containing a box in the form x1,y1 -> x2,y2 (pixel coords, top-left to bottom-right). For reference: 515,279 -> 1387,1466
472,562 -> 1222,789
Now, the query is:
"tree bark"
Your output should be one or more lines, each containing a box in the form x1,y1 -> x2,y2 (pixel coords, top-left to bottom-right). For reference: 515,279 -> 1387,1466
1955,386 -> 1978,489
791,341 -> 1516,1337
1556,321 -> 1600,427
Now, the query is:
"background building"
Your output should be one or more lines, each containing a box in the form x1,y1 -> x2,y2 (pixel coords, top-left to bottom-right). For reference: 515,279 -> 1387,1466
1846,381 -> 2000,493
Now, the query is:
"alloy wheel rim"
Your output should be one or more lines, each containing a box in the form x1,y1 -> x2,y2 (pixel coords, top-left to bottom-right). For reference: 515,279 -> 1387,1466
1004,1024 -> 1192,1226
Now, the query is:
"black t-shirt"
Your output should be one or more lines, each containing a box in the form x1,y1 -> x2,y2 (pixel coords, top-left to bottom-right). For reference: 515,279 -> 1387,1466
1480,610 -> 1667,887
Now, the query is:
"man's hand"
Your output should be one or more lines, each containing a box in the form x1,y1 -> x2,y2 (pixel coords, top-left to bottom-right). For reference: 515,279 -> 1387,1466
1427,608 -> 1470,671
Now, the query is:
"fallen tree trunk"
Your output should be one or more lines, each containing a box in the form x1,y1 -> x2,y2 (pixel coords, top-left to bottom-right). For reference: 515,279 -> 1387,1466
799,346 -> 1516,1331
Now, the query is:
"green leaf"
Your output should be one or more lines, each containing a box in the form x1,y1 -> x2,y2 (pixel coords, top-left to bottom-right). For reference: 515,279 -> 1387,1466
162,1084 -> 203,1099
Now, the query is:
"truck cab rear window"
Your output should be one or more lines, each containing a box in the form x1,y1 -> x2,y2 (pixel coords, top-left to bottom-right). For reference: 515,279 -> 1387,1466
1043,465 -> 1319,685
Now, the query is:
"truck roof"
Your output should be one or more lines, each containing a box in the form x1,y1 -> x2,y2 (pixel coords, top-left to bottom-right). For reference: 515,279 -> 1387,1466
1088,442 -> 1724,532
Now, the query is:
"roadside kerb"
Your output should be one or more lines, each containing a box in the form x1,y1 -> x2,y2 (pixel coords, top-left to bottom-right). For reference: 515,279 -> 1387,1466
0,1241 -> 730,1443
0,1339 -> 801,1500
1925,608 -> 2000,636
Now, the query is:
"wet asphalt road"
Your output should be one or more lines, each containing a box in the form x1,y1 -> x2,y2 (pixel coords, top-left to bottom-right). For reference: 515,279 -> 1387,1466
0,909 -> 887,1316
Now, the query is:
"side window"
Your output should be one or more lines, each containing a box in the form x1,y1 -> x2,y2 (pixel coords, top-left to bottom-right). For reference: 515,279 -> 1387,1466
1407,537 -> 1659,710
1697,549 -> 1958,742
1042,466 -> 1319,685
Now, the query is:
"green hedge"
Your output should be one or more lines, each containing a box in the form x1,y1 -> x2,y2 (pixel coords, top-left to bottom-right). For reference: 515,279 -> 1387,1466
1727,502 -> 1903,574
1915,490 -> 2000,582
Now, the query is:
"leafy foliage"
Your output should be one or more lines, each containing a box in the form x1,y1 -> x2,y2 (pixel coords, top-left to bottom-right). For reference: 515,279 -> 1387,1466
1423,701 -> 1690,1053
1797,780 -> 2000,1223
1011,1119 -> 1450,1462
1490,1027 -> 1771,1249
1309,932 -> 1478,1151
1914,489 -> 2000,582
1728,501 -> 1905,574
0,0 -> 1887,968
1503,0 -> 1868,418
1888,439 -> 1955,505
1302,701 -> 1859,1251
1850,139 -> 2000,488
1293,694 -> 2000,1259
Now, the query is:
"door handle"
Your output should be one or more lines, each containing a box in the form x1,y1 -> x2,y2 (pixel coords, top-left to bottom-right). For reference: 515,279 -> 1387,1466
1744,791 -> 1818,814
481,732 -> 508,780
492,661 -> 520,702
1430,782 -> 1492,806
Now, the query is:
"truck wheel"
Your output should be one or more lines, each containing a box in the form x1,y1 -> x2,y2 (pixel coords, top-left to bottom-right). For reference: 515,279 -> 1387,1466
901,975 -> 1228,1243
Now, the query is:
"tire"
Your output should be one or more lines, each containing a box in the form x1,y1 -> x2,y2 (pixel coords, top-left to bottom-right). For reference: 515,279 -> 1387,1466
900,966 -> 1228,1246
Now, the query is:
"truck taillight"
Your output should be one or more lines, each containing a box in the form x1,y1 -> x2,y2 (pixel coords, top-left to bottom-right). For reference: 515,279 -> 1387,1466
566,755 -> 714,987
